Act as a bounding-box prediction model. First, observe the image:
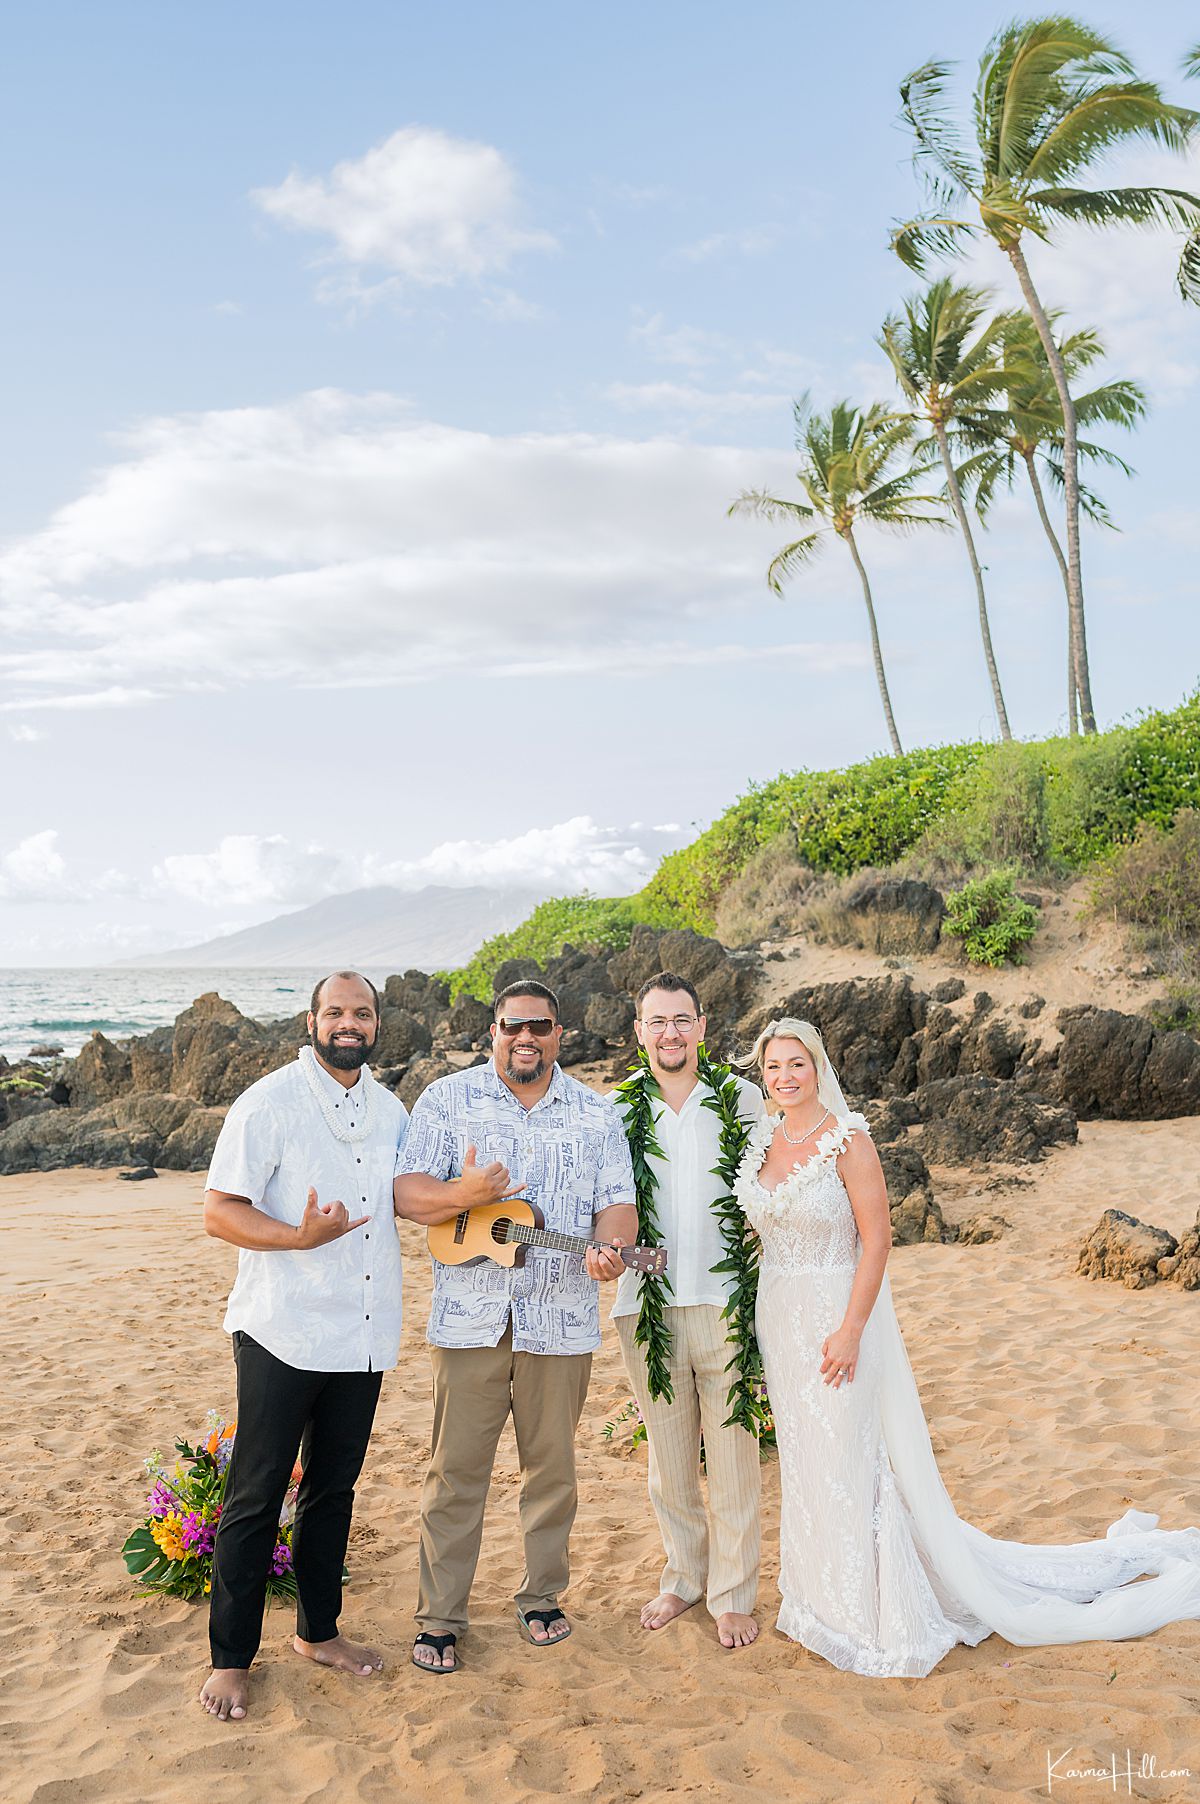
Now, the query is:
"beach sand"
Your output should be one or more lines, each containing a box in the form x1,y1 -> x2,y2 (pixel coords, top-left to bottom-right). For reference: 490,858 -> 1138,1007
2,1140 -> 1198,1804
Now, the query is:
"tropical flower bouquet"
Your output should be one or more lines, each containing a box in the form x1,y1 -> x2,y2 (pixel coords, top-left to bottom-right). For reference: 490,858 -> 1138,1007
122,1411 -> 298,1602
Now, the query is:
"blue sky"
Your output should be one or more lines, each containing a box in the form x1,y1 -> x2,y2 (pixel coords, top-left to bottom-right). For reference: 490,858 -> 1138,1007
1,1 -> 1197,960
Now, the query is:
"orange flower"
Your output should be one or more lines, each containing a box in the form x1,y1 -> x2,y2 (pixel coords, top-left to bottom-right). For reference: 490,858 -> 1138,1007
206,1421 -> 236,1458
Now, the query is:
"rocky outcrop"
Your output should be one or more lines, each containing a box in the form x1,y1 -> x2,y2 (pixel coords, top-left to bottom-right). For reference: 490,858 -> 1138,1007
910,1075 -> 1077,1165
837,874 -> 945,954
1053,1006 -> 1200,1120
65,1032 -> 133,1109
1077,1209 -> 1179,1289
0,1092 -> 205,1175
169,993 -> 290,1106
1157,1211 -> 1200,1290
383,970 -> 451,1029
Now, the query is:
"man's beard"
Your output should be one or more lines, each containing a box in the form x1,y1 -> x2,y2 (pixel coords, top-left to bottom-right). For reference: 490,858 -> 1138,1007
312,1027 -> 377,1071
504,1051 -> 545,1086
652,1044 -> 690,1075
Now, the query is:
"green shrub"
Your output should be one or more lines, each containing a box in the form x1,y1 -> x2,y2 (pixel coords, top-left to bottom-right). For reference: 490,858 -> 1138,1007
446,893 -> 657,1002
1089,809 -> 1200,939
713,836 -> 816,946
641,742 -> 984,929
943,869 -> 1040,967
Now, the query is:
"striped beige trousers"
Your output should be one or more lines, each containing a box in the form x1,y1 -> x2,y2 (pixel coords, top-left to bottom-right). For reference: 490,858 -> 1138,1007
616,1304 -> 760,1618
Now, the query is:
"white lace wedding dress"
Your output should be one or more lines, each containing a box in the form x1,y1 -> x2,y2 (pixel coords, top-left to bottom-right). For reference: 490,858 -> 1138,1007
737,1112 -> 1200,1677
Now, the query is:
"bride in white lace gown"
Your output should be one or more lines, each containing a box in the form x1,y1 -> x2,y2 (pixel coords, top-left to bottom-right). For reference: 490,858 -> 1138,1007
734,1016 -> 1200,1678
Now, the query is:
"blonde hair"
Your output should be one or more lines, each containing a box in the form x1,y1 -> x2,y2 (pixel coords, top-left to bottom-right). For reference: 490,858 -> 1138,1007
736,1016 -> 846,1115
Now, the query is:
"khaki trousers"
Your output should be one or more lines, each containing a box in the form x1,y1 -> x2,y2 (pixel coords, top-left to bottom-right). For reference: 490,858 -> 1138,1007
416,1319 -> 592,1636
617,1304 -> 760,1619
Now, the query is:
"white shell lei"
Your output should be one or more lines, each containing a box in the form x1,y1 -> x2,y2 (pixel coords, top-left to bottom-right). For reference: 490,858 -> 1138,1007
298,1044 -> 377,1143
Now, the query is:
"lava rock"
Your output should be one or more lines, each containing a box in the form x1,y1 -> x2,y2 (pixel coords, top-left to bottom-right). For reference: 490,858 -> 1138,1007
912,1074 -> 1077,1165
1077,1209 -> 1178,1289
1055,1006 -> 1200,1120
64,1032 -> 133,1109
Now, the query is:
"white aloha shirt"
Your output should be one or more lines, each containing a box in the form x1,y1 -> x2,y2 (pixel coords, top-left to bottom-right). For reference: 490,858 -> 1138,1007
207,1053 -> 409,1373
398,1059 -> 636,1355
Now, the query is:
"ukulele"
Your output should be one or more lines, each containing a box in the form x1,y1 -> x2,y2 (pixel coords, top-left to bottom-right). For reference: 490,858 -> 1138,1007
427,1195 -> 668,1276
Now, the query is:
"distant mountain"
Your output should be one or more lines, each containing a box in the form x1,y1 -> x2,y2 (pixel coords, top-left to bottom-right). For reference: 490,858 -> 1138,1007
120,884 -> 543,972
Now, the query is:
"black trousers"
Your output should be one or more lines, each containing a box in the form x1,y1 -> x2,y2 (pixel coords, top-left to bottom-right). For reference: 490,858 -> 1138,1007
208,1331 -> 382,1670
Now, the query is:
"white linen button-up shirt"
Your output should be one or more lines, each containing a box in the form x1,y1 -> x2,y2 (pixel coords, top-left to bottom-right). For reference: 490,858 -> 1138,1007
610,1073 -> 765,1319
398,1059 -> 636,1355
206,1055 -> 409,1373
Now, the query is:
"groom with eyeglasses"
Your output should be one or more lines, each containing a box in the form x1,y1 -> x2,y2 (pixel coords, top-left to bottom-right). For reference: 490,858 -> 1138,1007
394,980 -> 637,1673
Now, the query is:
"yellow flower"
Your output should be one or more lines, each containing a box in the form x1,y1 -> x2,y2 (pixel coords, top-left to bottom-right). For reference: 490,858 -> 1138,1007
151,1511 -> 188,1563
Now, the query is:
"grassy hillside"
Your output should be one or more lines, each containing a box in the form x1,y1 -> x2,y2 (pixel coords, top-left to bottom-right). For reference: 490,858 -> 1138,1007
446,691 -> 1200,1000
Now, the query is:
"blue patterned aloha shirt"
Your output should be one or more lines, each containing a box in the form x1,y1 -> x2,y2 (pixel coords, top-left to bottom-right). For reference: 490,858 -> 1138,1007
398,1059 -> 636,1354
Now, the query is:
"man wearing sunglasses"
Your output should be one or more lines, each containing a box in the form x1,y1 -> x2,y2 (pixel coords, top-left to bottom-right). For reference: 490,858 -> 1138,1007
394,980 -> 636,1674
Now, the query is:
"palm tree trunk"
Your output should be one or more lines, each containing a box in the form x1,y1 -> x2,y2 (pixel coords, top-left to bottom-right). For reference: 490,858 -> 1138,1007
1022,451 -> 1078,735
842,525 -> 903,756
1007,241 -> 1097,733
933,420 -> 1012,740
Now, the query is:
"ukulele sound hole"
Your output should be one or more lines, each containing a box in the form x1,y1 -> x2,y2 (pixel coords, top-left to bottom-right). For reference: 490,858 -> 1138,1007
489,1217 -> 513,1244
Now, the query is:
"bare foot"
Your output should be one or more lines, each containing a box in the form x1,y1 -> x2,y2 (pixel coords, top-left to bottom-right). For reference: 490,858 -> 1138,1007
292,1632 -> 383,1675
640,1592 -> 697,1631
716,1611 -> 759,1649
199,1667 -> 250,1721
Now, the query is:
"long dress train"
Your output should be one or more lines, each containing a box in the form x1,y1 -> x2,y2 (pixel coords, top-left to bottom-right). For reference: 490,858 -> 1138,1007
737,1113 -> 1200,1678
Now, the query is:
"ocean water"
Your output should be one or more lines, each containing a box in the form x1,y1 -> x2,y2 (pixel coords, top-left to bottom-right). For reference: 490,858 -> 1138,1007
0,969 -> 328,1063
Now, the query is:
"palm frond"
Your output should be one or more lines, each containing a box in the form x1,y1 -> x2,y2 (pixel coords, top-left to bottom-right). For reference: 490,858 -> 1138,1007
1073,438 -> 1135,476
1041,451 -> 1116,526
891,213 -> 977,271
899,59 -> 979,194
1029,182 -> 1200,235
728,490 -> 819,526
979,17 -> 1136,182
1184,44 -> 1200,82
765,534 -> 825,593
1026,86 -> 1198,185
1072,377 -> 1146,433
1181,229 -> 1200,305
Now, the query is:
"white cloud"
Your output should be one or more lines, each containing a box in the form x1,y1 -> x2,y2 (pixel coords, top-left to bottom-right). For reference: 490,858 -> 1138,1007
155,835 -> 341,909
152,817 -> 694,912
7,723 -> 43,743
673,226 -> 785,264
0,830 -> 73,901
630,311 -> 730,369
0,390 -> 809,710
605,381 -> 790,419
251,127 -> 556,294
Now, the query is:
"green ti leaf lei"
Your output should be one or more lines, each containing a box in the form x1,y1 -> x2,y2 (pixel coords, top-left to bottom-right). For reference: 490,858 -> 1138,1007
614,1046 -> 766,1435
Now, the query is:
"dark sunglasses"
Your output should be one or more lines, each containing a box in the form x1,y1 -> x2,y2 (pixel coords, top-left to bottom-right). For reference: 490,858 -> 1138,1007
496,1015 -> 558,1037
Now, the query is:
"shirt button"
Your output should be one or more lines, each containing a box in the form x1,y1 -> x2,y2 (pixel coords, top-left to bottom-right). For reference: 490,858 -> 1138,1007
365,1313 -> 370,1320
365,1232 -> 370,1240
365,1273 -> 371,1280
357,1156 -> 362,1163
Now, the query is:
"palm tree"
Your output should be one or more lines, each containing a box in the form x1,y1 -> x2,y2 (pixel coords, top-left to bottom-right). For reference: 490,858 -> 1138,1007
729,398 -> 948,756
952,314 -> 1146,731
892,16 -> 1200,734
879,277 -> 1014,739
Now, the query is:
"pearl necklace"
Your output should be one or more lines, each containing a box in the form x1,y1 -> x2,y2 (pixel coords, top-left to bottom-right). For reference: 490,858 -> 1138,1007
779,1107 -> 830,1147
299,1045 -> 376,1144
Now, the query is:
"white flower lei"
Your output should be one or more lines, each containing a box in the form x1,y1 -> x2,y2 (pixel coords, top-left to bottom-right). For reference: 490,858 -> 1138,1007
298,1045 -> 377,1143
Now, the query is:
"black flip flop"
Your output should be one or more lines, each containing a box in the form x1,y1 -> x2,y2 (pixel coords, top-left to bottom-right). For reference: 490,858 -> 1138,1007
411,1631 -> 458,1675
516,1607 -> 572,1646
